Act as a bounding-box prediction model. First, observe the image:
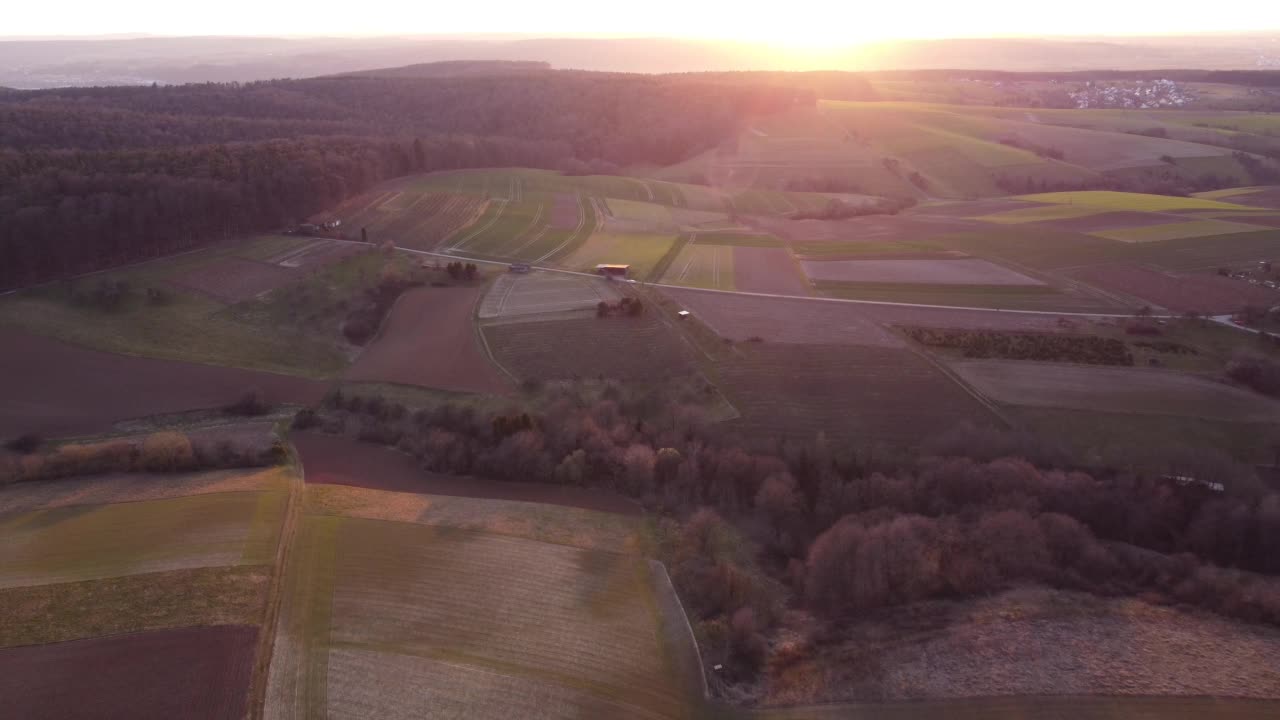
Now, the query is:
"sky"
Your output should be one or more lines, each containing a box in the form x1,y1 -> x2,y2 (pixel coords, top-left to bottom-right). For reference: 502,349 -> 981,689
6,1 -> 1280,46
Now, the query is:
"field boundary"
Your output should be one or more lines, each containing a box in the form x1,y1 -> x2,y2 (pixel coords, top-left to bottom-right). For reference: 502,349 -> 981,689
648,559 -> 709,701
247,460 -> 302,720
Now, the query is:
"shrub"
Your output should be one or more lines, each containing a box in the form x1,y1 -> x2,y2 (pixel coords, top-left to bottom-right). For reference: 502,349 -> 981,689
138,432 -> 195,472
5,433 -> 42,454
226,389 -> 272,416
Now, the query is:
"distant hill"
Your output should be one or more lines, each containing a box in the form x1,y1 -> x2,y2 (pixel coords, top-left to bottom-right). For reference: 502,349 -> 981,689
338,60 -> 552,78
3,33 -> 1280,88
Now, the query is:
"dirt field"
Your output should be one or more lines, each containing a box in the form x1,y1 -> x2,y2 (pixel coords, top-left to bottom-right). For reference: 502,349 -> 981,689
0,466 -> 289,516
344,284 -> 510,394
719,344 -> 997,444
0,329 -> 326,439
266,238 -> 363,271
801,258 -> 1044,286
1092,219 -> 1271,243
733,246 -> 810,294
759,588 -> 1280,714
951,360 -> 1280,421
171,257 -> 296,302
756,696 -> 1280,720
549,193 -> 581,229
661,288 -> 903,347
483,314 -> 694,382
479,271 -> 621,321
1037,210 -> 1182,232
0,624 -> 257,720
304,484 -> 636,552
1072,264 -> 1276,313
292,432 -> 638,515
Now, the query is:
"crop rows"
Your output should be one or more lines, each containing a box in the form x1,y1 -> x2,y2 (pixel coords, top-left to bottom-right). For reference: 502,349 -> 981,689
483,314 -> 694,381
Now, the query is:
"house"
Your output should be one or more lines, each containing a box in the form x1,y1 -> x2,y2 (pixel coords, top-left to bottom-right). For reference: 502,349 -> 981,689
595,264 -> 630,278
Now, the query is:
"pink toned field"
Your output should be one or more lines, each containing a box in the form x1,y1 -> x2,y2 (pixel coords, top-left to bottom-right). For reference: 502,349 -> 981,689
344,285 -> 510,394
1073,264 -> 1277,314
662,287 -> 903,346
733,246 -> 810,294
800,258 -> 1045,285
0,625 -> 257,720
0,329 -> 326,439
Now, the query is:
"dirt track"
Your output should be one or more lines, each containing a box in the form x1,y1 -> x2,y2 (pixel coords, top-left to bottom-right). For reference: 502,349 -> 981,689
0,329 -> 326,439
292,432 -> 638,515
0,624 -> 258,720
344,285 -> 510,394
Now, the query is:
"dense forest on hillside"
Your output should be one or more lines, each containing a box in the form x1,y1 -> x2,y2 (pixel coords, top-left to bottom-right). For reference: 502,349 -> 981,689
0,73 -> 811,288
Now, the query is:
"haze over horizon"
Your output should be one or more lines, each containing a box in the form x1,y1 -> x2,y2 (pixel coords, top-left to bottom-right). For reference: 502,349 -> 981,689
8,1 -> 1280,47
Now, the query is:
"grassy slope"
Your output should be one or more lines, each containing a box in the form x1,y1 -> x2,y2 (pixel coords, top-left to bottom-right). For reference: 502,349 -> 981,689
0,235 -> 376,378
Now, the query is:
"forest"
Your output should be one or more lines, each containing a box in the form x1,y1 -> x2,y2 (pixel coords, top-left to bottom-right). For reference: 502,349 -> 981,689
0,72 -> 812,289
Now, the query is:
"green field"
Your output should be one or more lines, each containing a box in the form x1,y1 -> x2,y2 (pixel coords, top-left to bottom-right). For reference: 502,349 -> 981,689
661,242 -> 736,289
1091,218 -> 1272,243
1019,190 -> 1265,212
566,232 -> 679,278
975,204 -> 1107,224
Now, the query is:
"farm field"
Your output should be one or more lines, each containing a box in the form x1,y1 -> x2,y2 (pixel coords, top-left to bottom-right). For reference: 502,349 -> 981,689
265,513 -> 695,720
1090,218 -> 1272,243
1018,190 -> 1267,213
718,344 -> 999,444
0,234 -> 362,378
293,431 -> 638,515
951,360 -> 1280,421
800,258 -> 1045,286
660,287 -> 903,347
661,242 -> 736,289
753,588 -> 1280,715
1070,264 -> 1277,313
0,625 -> 259,720
565,231 -> 679,278
482,314 -> 695,382
0,328 -> 325,438
479,271 -> 621,321
732,246 -> 810,294
344,284 -> 511,394
0,489 -> 286,588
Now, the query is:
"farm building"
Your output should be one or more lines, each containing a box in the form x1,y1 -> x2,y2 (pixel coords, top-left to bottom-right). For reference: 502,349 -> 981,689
596,264 -> 631,278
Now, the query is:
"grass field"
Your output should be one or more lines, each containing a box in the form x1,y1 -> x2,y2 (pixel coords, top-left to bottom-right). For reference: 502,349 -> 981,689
1019,190 -> 1266,212
267,513 -> 695,719
483,314 -> 695,382
1090,218 -> 1271,243
0,234 -> 390,378
662,243 -> 736,289
566,232 -> 679,278
975,204 -> 1108,224
0,490 -> 286,588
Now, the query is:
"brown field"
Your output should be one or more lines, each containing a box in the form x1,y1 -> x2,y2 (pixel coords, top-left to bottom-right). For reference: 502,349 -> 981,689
733,246 -> 810,294
765,588 -> 1280,709
861,304 -> 1113,332
1072,264 -> 1276,313
478,271 -> 621,321
662,288 -> 902,347
800,258 -> 1045,286
171,257 -> 296,302
1232,187 -> 1280,209
0,329 -> 326,439
719,344 -> 998,444
752,213 -> 974,244
0,466 -> 288,516
951,360 -> 1280,421
0,624 -> 257,720
483,314 -> 695,382
304,484 -> 637,552
292,431 -> 638,515
344,285 -> 510,394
